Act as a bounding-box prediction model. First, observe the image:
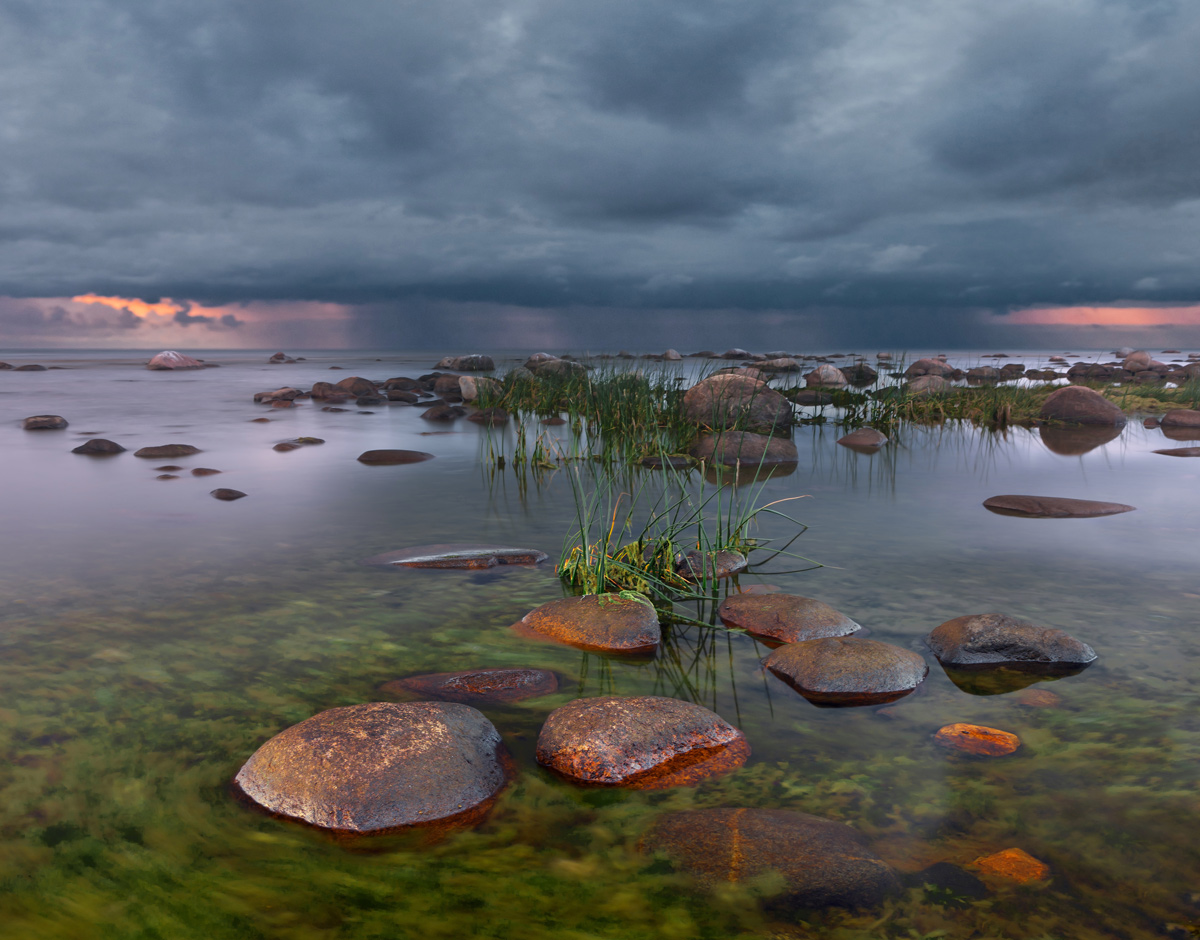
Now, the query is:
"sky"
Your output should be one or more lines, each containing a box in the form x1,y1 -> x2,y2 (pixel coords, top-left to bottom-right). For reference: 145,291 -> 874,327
2,0 -> 1199,351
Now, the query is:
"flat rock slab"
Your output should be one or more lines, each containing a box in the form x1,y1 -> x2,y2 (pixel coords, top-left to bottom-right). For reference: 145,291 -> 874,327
641,808 -> 899,909
234,702 -> 512,833
134,444 -> 201,458
364,543 -> 549,569
927,613 -> 1096,666
718,593 -> 860,645
72,438 -> 125,455
765,637 -> 928,706
1154,446 -> 1200,457
23,415 -> 68,430
934,723 -> 1021,757
357,449 -> 435,465
983,495 -> 1135,518
537,695 -> 748,788
381,668 -> 559,705
513,594 -> 660,654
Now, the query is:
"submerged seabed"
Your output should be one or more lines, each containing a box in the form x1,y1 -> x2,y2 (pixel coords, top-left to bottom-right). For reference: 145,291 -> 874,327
1,349 -> 1198,940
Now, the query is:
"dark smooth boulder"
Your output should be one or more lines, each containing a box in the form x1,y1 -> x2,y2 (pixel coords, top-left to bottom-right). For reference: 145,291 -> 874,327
23,415 -> 68,430
1039,386 -> 1126,426
71,438 -> 125,455
512,593 -> 660,654
841,362 -> 878,385
333,376 -> 378,397
765,637 -> 928,706
381,668 -> 559,705
363,544 -> 548,568
641,808 -> 899,909
233,702 -> 512,833
789,389 -> 834,406
466,407 -> 509,425
1039,424 -> 1122,455
689,431 -> 798,467
433,374 -> 464,399
1161,409 -> 1200,428
210,488 -> 246,501
191,467 -> 221,476
435,354 -> 494,371
387,389 -> 420,403
356,449 -> 435,465
421,403 -> 466,421
134,444 -> 201,458
926,613 -> 1096,666
717,594 -> 860,645
982,495 -> 1134,518
536,695 -> 749,788
682,374 -> 793,434
0,361 -> 10,369
837,428 -> 887,449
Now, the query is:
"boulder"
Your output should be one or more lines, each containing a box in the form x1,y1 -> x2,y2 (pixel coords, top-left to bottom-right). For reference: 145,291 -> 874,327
790,389 -> 834,406
381,668 -> 559,705
720,348 -> 750,359
0,361 -> 10,369
254,387 -> 302,403
234,702 -> 511,833
765,637 -> 928,706
934,723 -> 1020,757
387,389 -> 419,403
717,593 -> 860,645
467,406 -> 509,425
908,375 -> 949,395
676,549 -> 747,581
147,350 -> 204,370
841,362 -> 878,385
837,428 -> 887,449
690,431 -> 798,467
459,375 -> 502,402
71,438 -> 125,455
756,357 -> 800,372
926,613 -> 1096,666
641,808 -> 899,909
532,358 -> 588,377
191,468 -> 221,476
974,848 -> 1049,883
967,366 -> 1000,381
356,449 -> 436,466
1122,350 -> 1153,372
904,358 -> 953,378
1161,409 -> 1200,428
134,444 -> 201,458
805,364 -> 848,388
363,544 -> 547,568
268,351 -> 291,362
512,593 -> 660,654
435,354 -> 495,371
432,374 -> 464,400
421,403 -> 466,421
982,495 -> 1134,518
681,373 -> 793,434
22,415 -> 68,430
1039,386 -> 1126,426
536,695 -> 749,788
332,376 -> 378,397
1039,424 -> 1122,455
309,381 -> 338,399
355,394 -> 386,406
662,348 -> 682,361
210,488 -> 246,501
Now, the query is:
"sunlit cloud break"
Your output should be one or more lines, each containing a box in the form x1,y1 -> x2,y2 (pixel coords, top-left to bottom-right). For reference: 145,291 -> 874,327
1003,305 -> 1200,329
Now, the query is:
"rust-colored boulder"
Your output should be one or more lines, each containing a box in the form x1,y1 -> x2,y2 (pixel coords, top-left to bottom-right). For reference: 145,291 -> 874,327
690,431 -> 798,467
974,848 -> 1049,883
905,358 -> 953,378
23,415 -> 68,430
1161,409 -> 1200,428
536,695 -> 748,788
982,495 -> 1134,518
333,376 -> 378,397
363,543 -> 548,569
234,702 -> 512,833
382,668 -> 559,705
512,594 -> 660,654
1039,386 -> 1126,426
926,613 -> 1096,666
356,449 -> 435,465
682,373 -> 793,434
641,808 -> 899,908
147,350 -> 204,370
837,428 -> 887,449
765,637 -> 928,706
134,444 -> 201,458
934,723 -> 1020,756
718,593 -> 860,645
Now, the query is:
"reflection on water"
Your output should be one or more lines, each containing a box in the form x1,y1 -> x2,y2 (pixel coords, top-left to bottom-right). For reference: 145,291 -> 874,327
1,350 -> 1198,939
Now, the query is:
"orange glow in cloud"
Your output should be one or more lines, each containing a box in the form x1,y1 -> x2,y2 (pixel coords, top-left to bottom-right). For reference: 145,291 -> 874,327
72,293 -> 184,318
1006,305 -> 1200,327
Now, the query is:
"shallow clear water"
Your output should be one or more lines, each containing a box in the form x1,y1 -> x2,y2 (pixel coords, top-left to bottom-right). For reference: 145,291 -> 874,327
1,349 -> 1198,939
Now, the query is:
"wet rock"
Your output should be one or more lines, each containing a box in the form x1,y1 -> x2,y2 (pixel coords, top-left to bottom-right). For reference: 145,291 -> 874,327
905,358 -> 953,377
967,365 -> 1001,381
14,364 -> 47,371
1039,385 -> 1126,425
0,361 -> 10,369
641,808 -> 899,909
333,376 -> 378,397
191,467 -> 221,476
269,400 -> 296,409
71,438 -> 125,455
765,637 -> 928,706
841,362 -> 879,385
681,373 -> 793,434
273,442 -> 301,452
536,695 -> 749,788
268,351 -> 293,363
459,375 -> 502,402
23,415 -> 68,430
756,357 -> 800,372
837,428 -> 887,449
718,594 -> 861,645
466,407 -> 509,425
532,357 -> 588,377
1015,687 -> 1062,707
982,495 -> 1135,518
155,465 -> 184,472
309,381 -> 338,399
934,723 -> 1020,756
355,395 -> 386,406
210,488 -> 246,501
676,549 -> 747,581
974,848 -> 1049,883
806,364 -> 848,388
690,431 -> 798,467
147,350 -> 204,370
363,544 -> 548,568
435,354 -> 495,371
908,375 -> 949,395
134,444 -> 201,458
254,387 -> 301,403
927,613 -> 1096,666
939,663 -> 1086,696
356,449 -> 435,465
789,389 -> 834,406
1161,409 -> 1200,428
720,347 -> 750,359
906,862 -> 989,901
1154,446 -> 1200,457
432,374 -> 464,400
233,702 -> 512,833
421,403 -> 467,421
512,593 -> 660,654
387,389 -> 420,403
274,437 -> 324,452
382,668 -> 558,705
1039,424 -> 1122,455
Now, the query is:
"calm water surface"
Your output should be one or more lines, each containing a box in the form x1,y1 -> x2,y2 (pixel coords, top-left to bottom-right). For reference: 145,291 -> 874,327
1,349 -> 1197,939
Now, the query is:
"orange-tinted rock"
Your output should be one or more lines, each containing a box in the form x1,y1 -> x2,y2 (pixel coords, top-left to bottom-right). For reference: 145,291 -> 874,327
536,695 -> 748,788
934,723 -> 1020,756
382,668 -> 559,705
1015,688 -> 1061,708
234,702 -> 512,833
974,847 -> 1049,883
641,808 -> 899,908
982,495 -> 1134,518
356,449 -> 436,465
1039,385 -> 1126,426
718,593 -> 860,645
364,543 -> 548,569
513,594 -> 660,654
765,637 -> 928,706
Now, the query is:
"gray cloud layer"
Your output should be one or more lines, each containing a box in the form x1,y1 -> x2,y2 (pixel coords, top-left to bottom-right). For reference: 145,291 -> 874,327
1,0 -> 1198,344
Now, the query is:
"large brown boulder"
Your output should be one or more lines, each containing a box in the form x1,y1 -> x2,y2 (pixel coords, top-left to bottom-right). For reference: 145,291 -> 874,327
512,594 -> 660,654
1039,386 -> 1126,426
234,702 -> 512,833
641,808 -> 899,908
927,613 -> 1096,666
682,373 -> 793,434
908,375 -> 949,395
806,364 -> 848,388
718,594 -> 860,645
689,431 -> 798,467
536,695 -> 749,788
765,637 -> 928,706
1161,409 -> 1200,428
22,415 -> 68,430
381,668 -> 559,705
905,358 -> 952,377
982,495 -> 1134,518
333,376 -> 378,397
147,350 -> 204,370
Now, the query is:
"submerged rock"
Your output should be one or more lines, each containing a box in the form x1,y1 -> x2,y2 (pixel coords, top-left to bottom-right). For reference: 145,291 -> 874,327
134,444 -> 201,458
676,549 -> 747,581
641,808 -> 899,908
512,593 -> 660,654
974,848 -> 1049,883
718,593 -> 860,645
765,637 -> 928,706
837,428 -> 888,449
13,364 -> 47,371
536,695 -> 748,788
71,438 -> 125,455
927,613 -> 1096,666
382,668 -> 559,705
934,723 -> 1021,757
333,376 -> 378,397
1039,386 -> 1126,426
233,701 -> 512,833
23,415 -> 68,430
356,449 -> 435,465
689,431 -> 798,467
363,544 -> 548,569
982,495 -> 1135,518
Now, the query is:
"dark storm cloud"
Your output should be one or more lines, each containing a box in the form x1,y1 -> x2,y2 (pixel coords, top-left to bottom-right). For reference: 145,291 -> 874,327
1,0 -> 1198,344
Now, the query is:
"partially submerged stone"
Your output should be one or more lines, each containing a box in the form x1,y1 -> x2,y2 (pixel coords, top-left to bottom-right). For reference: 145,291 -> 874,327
927,613 -> 1096,666
934,723 -> 1020,756
210,488 -> 246,501
134,444 -> 201,458
681,373 -> 793,434
147,350 -> 204,370
718,593 -> 860,645
974,848 -> 1049,883
765,637 -> 928,706
982,495 -> 1135,518
689,431 -> 798,467
512,593 -> 660,654
23,415 -> 68,430
1039,386 -> 1126,426
364,544 -> 548,569
1161,409 -> 1200,428
641,808 -> 899,909
435,354 -> 495,371
382,668 -> 559,705
356,449 -> 435,465
676,549 -> 747,581
71,438 -> 125,455
234,702 -> 512,833
837,428 -> 888,449
536,695 -> 748,788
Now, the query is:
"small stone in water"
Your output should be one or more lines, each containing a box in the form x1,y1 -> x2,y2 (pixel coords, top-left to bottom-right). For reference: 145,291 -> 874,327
974,848 -> 1049,883
934,723 -> 1020,756
156,474 -> 180,481
191,468 -> 221,477
155,466 -> 184,472
211,488 -> 247,501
